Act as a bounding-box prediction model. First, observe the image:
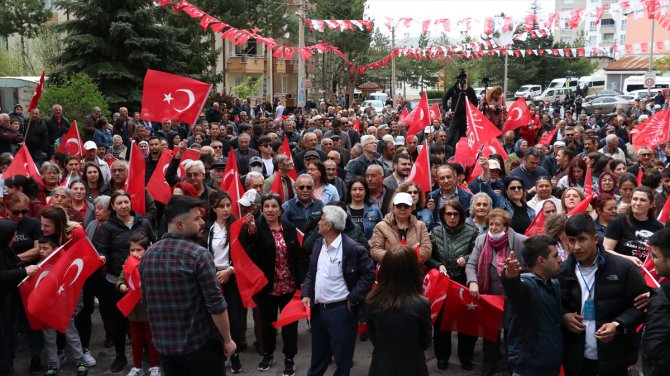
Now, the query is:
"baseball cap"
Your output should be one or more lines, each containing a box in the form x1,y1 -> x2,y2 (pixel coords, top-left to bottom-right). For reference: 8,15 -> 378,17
83,141 -> 97,150
488,159 -> 501,171
377,124 -> 389,131
394,136 -> 406,146
249,156 -> 263,166
238,190 -> 261,207
553,141 -> 566,149
382,134 -> 394,143
393,192 -> 413,207
211,162 -> 225,170
424,126 -> 433,134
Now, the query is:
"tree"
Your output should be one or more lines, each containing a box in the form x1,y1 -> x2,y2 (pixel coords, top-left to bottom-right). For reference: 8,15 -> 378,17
38,73 -> 110,123
53,0 -> 192,112
233,76 -> 263,98
0,0 -> 51,73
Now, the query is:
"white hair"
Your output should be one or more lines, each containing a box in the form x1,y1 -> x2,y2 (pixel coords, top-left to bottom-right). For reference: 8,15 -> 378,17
94,195 -> 111,209
322,205 -> 347,232
245,171 -> 264,185
184,159 -> 205,174
360,135 -> 376,146
605,134 -> 618,143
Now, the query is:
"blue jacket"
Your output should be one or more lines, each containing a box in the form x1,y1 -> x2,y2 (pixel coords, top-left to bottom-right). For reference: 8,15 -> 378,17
93,128 -> 112,149
281,197 -> 324,233
427,186 -> 472,220
319,183 -> 340,204
301,235 -> 376,305
476,180 -> 536,221
415,208 -> 436,232
502,272 -> 563,375
346,203 -> 382,240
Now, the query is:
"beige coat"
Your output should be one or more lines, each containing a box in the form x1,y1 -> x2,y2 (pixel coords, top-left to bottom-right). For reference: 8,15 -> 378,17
369,213 -> 432,264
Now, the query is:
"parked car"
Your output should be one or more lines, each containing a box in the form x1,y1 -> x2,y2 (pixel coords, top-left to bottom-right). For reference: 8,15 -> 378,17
366,92 -> 389,103
627,89 -> 664,102
581,96 -> 632,115
532,87 -> 572,106
361,100 -> 384,113
514,85 -> 542,99
584,89 -> 623,102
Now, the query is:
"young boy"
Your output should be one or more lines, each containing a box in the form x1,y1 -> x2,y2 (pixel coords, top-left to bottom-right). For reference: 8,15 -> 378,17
38,236 -> 88,376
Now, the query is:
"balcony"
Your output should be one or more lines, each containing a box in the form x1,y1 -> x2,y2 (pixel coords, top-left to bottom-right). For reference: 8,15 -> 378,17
285,59 -> 318,74
227,54 -> 265,74
274,59 -> 287,74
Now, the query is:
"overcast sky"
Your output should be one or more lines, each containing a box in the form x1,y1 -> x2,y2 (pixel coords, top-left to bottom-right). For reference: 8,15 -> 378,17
365,0 -> 556,40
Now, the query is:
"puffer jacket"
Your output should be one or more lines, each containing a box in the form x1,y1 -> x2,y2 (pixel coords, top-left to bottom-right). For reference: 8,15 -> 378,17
92,212 -> 156,276
428,222 -> 478,278
369,213 -> 431,264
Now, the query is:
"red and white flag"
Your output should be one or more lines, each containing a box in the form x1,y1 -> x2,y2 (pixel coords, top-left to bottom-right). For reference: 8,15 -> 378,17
453,137 -> 477,168
2,145 -> 44,186
584,164 -> 593,197
273,291 -> 310,328
406,92 -> 431,137
146,150 -> 174,204
524,209 -> 546,236
19,245 -> 66,330
56,121 -> 84,158
658,194 -> 670,223
637,167 -> 644,186
465,98 -> 502,157
353,118 -> 361,133
422,270 -> 449,324
25,238 -> 103,333
230,218 -> 268,308
116,255 -> 142,317
220,149 -> 245,217
567,194 -> 593,216
631,109 -> 670,149
467,137 -> 509,182
141,69 -> 212,126
270,172 -> 285,202
537,127 -> 559,146
125,141 -> 146,215
27,70 -> 45,114
503,97 -> 532,132
279,137 -> 298,180
407,141 -> 432,193
172,147 -> 201,180
428,104 -> 442,123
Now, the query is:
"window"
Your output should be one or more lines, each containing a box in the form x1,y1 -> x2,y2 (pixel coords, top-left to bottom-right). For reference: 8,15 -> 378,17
589,22 -> 597,31
589,36 -> 597,46
603,33 -> 614,44
620,20 -> 627,29
620,35 -> 626,44
235,39 -> 258,56
601,19 -> 615,28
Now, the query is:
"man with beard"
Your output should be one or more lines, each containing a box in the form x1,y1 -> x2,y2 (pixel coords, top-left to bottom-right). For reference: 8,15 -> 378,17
140,196 -> 236,375
383,153 -> 412,192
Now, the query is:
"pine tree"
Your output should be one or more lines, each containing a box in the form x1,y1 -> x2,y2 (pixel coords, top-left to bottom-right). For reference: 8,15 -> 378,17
54,0 -> 191,111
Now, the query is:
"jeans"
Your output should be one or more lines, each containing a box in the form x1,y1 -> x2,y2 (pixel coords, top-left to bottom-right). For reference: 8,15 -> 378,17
159,340 -> 225,376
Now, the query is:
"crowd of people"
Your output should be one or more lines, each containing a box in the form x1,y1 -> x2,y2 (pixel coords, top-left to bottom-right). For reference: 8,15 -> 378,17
1,70 -> 670,376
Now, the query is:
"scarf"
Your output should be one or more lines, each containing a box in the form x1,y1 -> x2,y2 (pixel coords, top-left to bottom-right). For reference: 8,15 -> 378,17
476,231 -> 509,294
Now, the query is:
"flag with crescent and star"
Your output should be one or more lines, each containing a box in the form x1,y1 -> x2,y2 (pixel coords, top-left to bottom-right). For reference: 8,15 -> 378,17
140,69 -> 212,126
18,244 -> 66,330
56,121 -> 84,158
27,70 -> 45,114
25,238 -> 104,333
117,255 -> 142,317
502,97 -> 532,132
406,92 -> 431,137
2,144 -> 44,186
147,149 -> 174,204
465,98 -> 502,155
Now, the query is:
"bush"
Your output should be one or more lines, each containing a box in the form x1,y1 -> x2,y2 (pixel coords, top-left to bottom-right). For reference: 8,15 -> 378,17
38,73 -> 109,122
426,90 -> 444,99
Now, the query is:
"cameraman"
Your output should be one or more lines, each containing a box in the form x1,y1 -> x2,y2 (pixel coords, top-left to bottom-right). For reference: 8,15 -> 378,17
481,86 -> 506,129
443,69 -> 478,148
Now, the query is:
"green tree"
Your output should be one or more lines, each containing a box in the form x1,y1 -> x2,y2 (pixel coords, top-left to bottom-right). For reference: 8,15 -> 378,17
38,73 -> 110,123
53,0 -> 192,111
0,0 -> 52,73
233,76 -> 263,98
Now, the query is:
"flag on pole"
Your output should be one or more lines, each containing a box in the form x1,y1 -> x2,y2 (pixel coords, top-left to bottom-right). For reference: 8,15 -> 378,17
27,70 -> 46,114
141,70 -> 212,126
56,121 -> 84,158
407,141 -> 432,193
125,141 -> 146,215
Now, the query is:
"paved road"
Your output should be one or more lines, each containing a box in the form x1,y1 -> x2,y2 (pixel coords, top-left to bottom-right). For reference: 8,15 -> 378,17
14,311 -> 499,375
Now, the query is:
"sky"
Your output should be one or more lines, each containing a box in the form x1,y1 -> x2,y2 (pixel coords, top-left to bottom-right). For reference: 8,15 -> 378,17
365,0 -> 556,40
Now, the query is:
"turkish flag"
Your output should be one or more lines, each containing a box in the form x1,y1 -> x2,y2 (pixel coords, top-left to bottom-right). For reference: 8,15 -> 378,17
467,137 -> 509,182
273,291 -> 310,328
657,193 -> 670,223
406,92 -> 431,137
632,109 -> 670,149
422,270 -> 449,324
270,172 -> 285,202
641,255 -> 668,288
503,98 -> 532,132
296,229 -> 304,247
399,108 -> 410,122
353,118 -> 361,133
465,98 -> 502,156
26,238 -> 104,333
106,156 -> 117,167
116,255 -> 142,317
19,245 -> 66,330
230,218 -> 268,308
220,149 -> 245,217
27,70 -> 45,114
584,164 -> 593,197
140,69 -> 212,126
172,147 -> 201,181
2,145 -> 44,186
407,141 -> 432,193
125,141 -> 146,215
637,167 -> 644,186
537,127 -> 559,146
567,194 -> 593,216
146,150 -> 174,204
453,137 -> 477,168
429,104 -> 442,123
439,279 -> 505,342
524,208 -> 546,236
56,121 -> 84,158
279,137 -> 298,180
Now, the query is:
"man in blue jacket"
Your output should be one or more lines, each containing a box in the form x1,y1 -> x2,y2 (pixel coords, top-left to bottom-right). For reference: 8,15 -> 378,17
301,205 -> 375,376
502,235 -> 563,376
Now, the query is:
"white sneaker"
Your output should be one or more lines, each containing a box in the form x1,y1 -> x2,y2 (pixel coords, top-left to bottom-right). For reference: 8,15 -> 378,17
148,366 -> 161,376
82,349 -> 96,367
57,351 -> 67,367
126,367 -> 143,376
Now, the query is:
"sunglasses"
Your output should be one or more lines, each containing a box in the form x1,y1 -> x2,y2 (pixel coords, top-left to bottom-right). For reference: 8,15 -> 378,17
508,186 -> 524,191
407,191 -> 420,195
11,209 -> 29,216
261,144 -> 271,148
394,203 -> 411,209
212,145 -> 222,149
297,185 -> 313,190
444,212 -> 460,217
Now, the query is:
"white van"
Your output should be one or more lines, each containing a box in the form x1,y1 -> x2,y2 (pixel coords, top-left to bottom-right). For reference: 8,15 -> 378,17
366,92 -> 389,102
578,75 -> 606,94
548,77 -> 579,90
532,87 -> 572,105
514,85 -> 542,99
623,75 -> 670,93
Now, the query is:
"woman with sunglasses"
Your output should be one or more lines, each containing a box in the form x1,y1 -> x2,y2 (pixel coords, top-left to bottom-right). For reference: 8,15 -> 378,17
345,177 -> 382,241
3,175 -> 44,218
466,208 -> 526,376
428,200 -> 479,370
370,192 -> 431,264
240,193 -> 307,375
396,181 -> 435,231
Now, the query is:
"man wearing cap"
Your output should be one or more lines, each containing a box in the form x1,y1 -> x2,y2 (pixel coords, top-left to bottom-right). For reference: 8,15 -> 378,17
324,119 -> 351,150
469,158 -> 505,194
383,153 -> 412,192
209,162 -> 225,188
282,174 -> 324,234
239,189 -> 262,210
83,141 -> 112,184
345,135 -> 387,186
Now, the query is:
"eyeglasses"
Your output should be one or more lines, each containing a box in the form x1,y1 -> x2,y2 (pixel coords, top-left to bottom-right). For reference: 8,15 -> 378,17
640,153 -> 652,157
11,209 -> 29,216
407,191 -> 420,195
260,144 -> 271,148
212,145 -> 222,149
297,185 -> 313,190
508,186 -> 524,191
327,157 -> 338,161
444,211 -> 460,217
394,204 -> 411,209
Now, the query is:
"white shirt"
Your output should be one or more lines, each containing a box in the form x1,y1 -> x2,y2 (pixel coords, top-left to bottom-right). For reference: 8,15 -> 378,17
315,234 -> 349,304
262,157 -> 274,176
576,261 -> 598,360
210,222 -> 231,269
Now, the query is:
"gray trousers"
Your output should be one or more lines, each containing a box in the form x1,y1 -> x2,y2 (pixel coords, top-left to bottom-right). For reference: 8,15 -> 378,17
43,319 -> 84,366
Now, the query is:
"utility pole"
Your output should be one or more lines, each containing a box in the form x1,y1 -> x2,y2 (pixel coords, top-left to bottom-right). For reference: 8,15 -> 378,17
503,47 -> 509,99
648,14 -> 656,96
391,25 -> 396,98
297,0 -> 306,108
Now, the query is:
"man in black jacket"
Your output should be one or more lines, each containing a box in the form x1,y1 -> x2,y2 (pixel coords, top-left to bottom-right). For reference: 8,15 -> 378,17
301,205 -> 375,376
442,69 -> 478,148
24,108 -> 50,164
560,214 -> 647,376
642,228 -> 670,376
